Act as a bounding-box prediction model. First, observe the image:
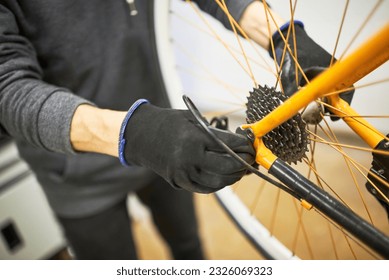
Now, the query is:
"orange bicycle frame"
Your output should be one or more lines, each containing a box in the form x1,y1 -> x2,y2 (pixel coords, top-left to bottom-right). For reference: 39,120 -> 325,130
242,23 -> 389,168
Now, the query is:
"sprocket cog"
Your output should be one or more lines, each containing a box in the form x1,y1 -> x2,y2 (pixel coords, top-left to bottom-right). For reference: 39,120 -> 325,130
245,85 -> 309,164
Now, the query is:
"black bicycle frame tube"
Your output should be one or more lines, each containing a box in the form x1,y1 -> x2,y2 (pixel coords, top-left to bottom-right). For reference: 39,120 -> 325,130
269,158 -> 389,259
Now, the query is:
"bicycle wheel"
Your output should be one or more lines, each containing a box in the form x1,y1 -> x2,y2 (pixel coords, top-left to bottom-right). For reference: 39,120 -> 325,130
153,0 -> 389,259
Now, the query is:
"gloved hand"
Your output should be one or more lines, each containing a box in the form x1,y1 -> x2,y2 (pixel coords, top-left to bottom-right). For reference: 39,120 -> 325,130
120,101 -> 255,193
270,21 -> 354,117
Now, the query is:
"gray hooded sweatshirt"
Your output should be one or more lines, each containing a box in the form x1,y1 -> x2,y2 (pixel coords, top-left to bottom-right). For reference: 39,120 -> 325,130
0,0 -> 253,217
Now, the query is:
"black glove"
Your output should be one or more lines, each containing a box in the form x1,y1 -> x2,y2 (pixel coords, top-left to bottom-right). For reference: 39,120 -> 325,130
120,102 -> 255,193
270,21 -> 354,110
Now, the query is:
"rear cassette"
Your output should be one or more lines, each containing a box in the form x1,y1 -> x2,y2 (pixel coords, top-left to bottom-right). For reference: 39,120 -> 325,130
246,85 -> 309,164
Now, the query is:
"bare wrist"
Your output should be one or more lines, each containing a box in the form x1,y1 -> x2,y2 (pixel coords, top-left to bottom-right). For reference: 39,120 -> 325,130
239,1 -> 285,49
70,104 -> 126,157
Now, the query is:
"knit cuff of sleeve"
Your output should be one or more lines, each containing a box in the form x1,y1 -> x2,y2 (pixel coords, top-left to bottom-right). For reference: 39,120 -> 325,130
37,90 -> 94,154
218,0 -> 255,30
230,0 -> 255,21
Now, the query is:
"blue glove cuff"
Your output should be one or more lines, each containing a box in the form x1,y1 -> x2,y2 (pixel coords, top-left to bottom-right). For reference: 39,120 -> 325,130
118,99 -> 150,166
273,20 -> 304,38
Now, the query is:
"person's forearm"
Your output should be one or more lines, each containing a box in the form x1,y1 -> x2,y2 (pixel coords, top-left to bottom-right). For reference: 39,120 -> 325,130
239,1 -> 285,50
70,104 -> 126,157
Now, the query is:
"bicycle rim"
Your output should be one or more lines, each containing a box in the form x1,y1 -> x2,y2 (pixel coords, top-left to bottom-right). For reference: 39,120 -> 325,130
153,0 -> 389,259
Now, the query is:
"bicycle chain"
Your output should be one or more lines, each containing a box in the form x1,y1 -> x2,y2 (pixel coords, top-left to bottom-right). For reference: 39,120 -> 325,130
246,85 -> 309,164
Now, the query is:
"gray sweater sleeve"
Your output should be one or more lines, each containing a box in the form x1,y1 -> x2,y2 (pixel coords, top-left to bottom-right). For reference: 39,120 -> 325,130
193,0 -> 255,29
0,4 -> 92,154
0,1 -> 254,154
